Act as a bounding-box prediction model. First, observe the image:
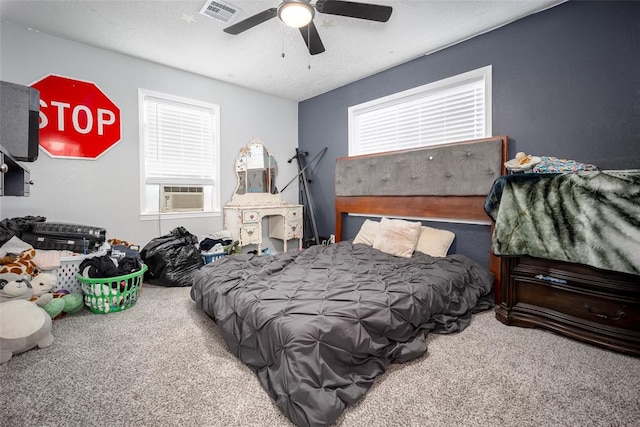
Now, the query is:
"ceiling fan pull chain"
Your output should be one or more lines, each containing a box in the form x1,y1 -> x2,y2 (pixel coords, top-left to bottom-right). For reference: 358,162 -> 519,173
307,25 -> 311,69
281,24 -> 286,58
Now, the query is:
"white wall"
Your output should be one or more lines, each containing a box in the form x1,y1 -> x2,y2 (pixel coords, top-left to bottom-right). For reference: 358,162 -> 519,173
0,22 -> 299,247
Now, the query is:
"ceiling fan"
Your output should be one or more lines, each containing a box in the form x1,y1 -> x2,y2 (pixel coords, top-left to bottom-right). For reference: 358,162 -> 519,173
223,0 -> 393,55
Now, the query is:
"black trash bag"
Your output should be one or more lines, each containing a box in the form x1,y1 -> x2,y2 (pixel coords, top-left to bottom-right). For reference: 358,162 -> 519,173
140,226 -> 204,287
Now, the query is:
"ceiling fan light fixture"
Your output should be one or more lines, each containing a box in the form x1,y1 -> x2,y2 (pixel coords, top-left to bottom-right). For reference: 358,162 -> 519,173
278,0 -> 315,28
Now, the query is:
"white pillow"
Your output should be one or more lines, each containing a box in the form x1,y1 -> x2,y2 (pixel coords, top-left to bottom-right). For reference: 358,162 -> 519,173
352,219 -> 380,246
372,217 -> 421,258
414,226 -> 455,257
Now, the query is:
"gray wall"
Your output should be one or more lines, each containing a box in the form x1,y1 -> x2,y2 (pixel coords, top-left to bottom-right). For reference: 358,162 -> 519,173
0,22 -> 300,248
298,1 -> 640,266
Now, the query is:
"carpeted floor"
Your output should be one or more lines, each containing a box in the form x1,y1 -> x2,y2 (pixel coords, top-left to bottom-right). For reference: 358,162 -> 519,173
1,284 -> 639,426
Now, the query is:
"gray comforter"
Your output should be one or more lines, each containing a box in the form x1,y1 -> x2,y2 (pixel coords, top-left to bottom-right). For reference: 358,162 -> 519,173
191,241 -> 494,426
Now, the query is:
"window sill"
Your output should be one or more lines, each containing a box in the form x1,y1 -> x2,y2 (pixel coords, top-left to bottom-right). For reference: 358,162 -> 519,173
139,211 -> 221,221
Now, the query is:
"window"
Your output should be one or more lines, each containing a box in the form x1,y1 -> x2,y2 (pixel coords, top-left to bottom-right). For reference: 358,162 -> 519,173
139,89 -> 220,217
348,66 -> 492,156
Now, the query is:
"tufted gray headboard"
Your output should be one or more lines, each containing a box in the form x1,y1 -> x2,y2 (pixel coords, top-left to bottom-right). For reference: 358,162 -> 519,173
336,138 -> 504,197
334,135 -> 508,303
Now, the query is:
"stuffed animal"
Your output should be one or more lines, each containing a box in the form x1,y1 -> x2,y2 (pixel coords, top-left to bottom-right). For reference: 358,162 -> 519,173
0,277 -> 35,303
41,292 -> 84,319
0,248 -> 41,280
0,254 -> 17,265
29,272 -> 57,298
0,272 -> 56,363
28,273 -> 84,318
108,238 -> 134,247
0,273 -> 84,318
0,299 -> 54,363
27,273 -> 61,318
0,276 -> 55,306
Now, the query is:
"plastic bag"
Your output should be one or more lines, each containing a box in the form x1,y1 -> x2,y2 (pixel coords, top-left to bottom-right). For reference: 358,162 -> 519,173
140,226 -> 204,287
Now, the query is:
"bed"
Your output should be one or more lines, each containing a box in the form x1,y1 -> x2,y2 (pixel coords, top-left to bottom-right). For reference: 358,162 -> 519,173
191,136 -> 508,426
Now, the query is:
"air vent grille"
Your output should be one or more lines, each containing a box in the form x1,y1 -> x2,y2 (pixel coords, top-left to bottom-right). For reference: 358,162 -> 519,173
199,0 -> 241,23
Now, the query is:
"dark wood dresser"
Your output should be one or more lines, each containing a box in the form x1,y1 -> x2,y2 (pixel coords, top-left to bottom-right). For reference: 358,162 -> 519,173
495,256 -> 640,356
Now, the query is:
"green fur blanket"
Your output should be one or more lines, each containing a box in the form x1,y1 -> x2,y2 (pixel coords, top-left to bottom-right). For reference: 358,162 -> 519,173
485,170 -> 640,276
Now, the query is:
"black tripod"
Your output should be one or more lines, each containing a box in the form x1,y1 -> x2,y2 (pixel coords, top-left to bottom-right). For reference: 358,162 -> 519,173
283,147 -> 327,247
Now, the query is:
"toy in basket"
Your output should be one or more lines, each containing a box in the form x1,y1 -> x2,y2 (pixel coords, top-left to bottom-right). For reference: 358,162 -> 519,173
77,264 -> 147,314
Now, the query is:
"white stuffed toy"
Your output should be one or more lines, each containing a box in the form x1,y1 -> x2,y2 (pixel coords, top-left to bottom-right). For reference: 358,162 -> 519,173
29,273 -> 57,301
0,298 -> 54,363
0,277 -> 34,303
0,276 -> 56,363
0,274 -> 55,306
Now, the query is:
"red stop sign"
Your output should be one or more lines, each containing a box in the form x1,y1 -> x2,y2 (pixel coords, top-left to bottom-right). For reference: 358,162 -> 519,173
31,74 -> 121,159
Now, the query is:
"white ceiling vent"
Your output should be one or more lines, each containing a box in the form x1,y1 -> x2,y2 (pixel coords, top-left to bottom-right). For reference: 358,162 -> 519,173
199,0 -> 242,24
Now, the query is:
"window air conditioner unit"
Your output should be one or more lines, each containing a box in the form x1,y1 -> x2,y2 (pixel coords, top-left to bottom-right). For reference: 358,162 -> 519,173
161,186 -> 204,213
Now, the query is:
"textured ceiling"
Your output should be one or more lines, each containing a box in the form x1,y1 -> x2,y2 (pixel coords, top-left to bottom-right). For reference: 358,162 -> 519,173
0,0 -> 565,101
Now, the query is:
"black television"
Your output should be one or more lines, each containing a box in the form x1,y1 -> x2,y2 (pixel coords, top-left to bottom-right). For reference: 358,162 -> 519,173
0,80 -> 40,162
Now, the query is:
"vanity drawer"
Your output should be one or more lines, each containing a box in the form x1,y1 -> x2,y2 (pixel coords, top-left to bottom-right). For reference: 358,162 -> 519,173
288,208 -> 302,220
242,210 -> 260,223
287,221 -> 302,239
240,224 -> 259,244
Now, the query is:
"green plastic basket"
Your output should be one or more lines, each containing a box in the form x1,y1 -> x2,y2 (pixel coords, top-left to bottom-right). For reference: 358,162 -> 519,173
78,264 -> 147,314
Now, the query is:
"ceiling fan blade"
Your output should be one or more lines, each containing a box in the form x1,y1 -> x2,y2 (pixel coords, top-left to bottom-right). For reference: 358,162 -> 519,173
223,8 -> 278,35
315,0 -> 392,22
299,21 -> 325,55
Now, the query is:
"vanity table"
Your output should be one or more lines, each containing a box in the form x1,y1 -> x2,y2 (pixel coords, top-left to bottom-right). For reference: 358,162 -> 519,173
224,139 -> 303,253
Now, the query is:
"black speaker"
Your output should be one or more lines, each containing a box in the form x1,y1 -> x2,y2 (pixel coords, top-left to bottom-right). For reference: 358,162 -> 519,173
0,80 -> 40,162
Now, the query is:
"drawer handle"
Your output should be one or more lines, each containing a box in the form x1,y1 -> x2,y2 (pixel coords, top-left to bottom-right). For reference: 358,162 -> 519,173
584,304 -> 625,321
246,229 -> 254,235
534,274 -> 567,285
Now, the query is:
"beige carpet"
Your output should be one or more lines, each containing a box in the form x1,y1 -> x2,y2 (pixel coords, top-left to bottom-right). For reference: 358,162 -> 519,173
1,284 -> 638,426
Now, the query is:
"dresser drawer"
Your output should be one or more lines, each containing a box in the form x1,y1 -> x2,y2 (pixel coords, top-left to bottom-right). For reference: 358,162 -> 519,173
498,256 -> 640,355
511,276 -> 640,331
509,256 -> 640,295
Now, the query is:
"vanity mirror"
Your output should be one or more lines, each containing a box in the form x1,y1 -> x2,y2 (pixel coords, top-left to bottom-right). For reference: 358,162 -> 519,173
224,138 -> 303,252
227,138 -> 282,206
235,138 -> 278,195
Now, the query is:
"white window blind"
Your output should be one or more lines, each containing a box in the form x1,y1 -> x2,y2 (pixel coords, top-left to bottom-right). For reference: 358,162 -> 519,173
143,95 -> 216,185
349,66 -> 491,156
